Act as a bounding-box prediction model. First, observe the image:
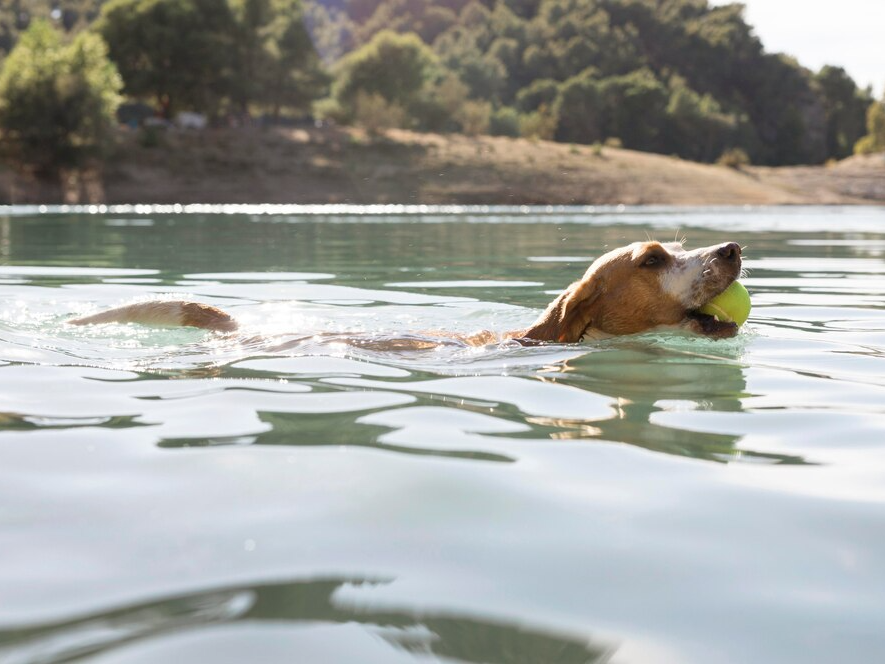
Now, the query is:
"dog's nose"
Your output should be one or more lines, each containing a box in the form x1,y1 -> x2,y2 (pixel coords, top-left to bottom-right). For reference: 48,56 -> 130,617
716,242 -> 741,261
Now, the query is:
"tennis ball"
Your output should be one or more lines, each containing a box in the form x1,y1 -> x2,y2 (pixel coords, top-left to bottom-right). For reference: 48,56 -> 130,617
698,281 -> 751,326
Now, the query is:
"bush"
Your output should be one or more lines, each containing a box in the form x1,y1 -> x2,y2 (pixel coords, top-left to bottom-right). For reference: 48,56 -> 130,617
313,97 -> 347,124
456,100 -> 491,136
0,20 -> 122,178
410,73 -> 469,132
353,91 -> 406,135
519,104 -> 557,140
333,31 -> 437,113
98,0 -> 234,118
489,106 -> 520,137
516,78 -> 559,112
717,147 -> 751,168
854,135 -> 879,155
854,101 -> 885,155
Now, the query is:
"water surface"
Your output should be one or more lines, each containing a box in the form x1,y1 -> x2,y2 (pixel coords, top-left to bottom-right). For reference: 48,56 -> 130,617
1,206 -> 884,664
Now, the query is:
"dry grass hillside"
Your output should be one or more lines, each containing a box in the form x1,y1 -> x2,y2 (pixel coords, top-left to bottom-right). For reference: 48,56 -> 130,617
2,126 -> 884,205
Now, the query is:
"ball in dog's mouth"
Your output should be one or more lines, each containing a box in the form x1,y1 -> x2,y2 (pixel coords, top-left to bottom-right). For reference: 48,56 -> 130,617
686,280 -> 749,338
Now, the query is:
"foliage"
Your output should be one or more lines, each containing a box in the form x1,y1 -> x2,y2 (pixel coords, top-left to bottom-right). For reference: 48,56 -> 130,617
519,103 -> 557,140
97,0 -> 236,117
1,0 -> 875,167
96,0 -> 327,119
455,99 -> 492,135
515,78 -> 559,112
816,66 -> 873,159
0,19 -> 122,177
408,73 -> 470,132
489,106 -> 520,136
230,0 -> 328,116
352,91 -> 406,134
332,30 -> 438,121
717,146 -> 750,169
663,76 -> 737,162
552,69 -> 601,144
1,1 -> 107,55
333,0 -> 871,165
854,100 -> 885,155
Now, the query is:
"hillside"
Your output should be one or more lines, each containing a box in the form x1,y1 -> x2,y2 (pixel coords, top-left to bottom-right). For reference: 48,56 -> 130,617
3,126 -> 882,205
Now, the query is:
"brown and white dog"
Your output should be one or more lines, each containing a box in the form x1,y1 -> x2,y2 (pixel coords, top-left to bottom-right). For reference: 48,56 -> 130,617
68,240 -> 743,343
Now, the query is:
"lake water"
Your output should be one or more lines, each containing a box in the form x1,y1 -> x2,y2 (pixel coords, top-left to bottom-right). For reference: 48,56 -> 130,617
1,205 -> 884,664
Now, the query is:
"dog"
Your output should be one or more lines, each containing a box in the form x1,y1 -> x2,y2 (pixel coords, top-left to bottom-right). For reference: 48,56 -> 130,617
68,240 -> 743,343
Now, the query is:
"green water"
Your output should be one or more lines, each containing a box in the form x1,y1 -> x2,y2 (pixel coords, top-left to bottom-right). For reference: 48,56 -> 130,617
1,206 -> 884,664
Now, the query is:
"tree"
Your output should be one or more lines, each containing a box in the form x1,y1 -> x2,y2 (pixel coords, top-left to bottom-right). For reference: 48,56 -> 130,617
664,77 -> 737,162
553,69 -> 602,144
854,99 -> 885,155
0,20 -> 122,179
599,68 -> 669,151
230,0 -> 328,117
815,66 -> 873,159
97,0 -> 236,118
332,30 -> 438,117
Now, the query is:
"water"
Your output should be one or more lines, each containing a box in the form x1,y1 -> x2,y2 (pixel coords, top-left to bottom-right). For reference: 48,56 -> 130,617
1,206 -> 884,664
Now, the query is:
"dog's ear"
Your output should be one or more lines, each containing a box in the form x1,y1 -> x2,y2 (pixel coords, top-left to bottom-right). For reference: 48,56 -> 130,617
522,275 -> 604,343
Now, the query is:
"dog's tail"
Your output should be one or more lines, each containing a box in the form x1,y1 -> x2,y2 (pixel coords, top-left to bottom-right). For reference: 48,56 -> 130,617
67,300 -> 238,332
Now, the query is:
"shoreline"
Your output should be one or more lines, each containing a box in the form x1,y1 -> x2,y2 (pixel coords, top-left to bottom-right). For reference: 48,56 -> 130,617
2,126 -> 884,206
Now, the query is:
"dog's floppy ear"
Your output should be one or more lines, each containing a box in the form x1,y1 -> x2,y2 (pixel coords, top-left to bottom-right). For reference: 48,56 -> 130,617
522,274 -> 604,343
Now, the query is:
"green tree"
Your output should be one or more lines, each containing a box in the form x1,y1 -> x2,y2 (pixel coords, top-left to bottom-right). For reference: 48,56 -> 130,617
815,66 -> 873,159
599,68 -> 669,151
0,19 -> 122,179
515,77 -> 558,111
553,69 -> 602,144
332,30 -> 438,118
854,99 -> 885,155
664,77 -> 736,162
97,0 -> 236,117
230,0 -> 328,117
322,0 -> 871,165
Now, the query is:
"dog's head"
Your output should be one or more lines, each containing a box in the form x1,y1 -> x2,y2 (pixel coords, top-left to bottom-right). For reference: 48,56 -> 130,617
523,241 -> 743,342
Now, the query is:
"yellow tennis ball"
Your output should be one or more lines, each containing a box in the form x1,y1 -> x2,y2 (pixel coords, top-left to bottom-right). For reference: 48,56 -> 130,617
698,281 -> 751,326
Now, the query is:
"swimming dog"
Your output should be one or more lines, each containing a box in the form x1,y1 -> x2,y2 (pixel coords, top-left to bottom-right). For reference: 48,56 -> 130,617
68,241 -> 743,342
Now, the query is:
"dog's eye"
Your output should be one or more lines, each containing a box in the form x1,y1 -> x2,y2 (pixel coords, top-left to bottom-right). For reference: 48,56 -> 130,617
642,255 -> 662,267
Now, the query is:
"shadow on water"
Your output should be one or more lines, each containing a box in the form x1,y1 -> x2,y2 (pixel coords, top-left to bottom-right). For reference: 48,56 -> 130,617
0,578 -> 614,664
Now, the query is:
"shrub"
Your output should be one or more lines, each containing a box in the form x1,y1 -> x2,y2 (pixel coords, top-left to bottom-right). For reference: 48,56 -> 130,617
456,100 -> 491,136
352,91 -> 406,135
313,97 -> 347,124
489,106 -> 520,137
717,147 -> 751,168
854,101 -> 885,155
0,20 -> 122,178
333,31 -> 437,113
410,73 -> 469,132
519,104 -> 557,140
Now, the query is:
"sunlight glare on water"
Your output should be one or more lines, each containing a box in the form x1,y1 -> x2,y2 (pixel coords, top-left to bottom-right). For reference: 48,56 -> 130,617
1,206 -> 884,664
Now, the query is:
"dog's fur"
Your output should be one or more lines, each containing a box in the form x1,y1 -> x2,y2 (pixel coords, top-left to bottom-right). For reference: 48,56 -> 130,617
68,241 -> 743,342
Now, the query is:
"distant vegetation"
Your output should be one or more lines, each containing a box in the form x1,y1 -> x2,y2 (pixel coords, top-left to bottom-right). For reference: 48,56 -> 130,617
0,0 -> 882,190
310,0 -> 878,166
0,19 -> 121,179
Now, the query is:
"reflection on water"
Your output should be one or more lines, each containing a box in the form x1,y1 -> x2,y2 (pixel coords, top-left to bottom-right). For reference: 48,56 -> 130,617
2,207 -> 885,664
0,578 -> 612,664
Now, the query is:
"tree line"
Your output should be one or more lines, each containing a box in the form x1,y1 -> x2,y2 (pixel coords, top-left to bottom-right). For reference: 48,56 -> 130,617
312,0 -> 883,165
0,0 -> 883,187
